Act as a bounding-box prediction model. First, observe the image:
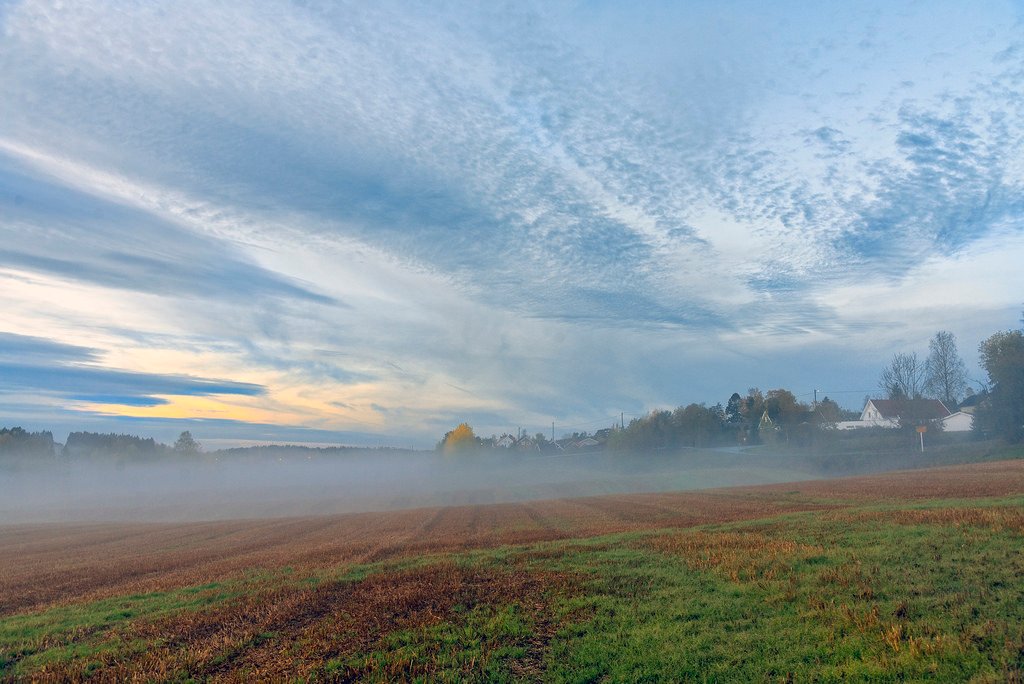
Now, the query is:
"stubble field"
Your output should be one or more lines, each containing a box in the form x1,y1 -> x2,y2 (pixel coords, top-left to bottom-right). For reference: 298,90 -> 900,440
2,458 -> 1023,681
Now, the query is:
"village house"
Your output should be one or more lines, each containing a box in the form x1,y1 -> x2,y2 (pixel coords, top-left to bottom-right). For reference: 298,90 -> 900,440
939,411 -> 974,432
837,398 -> 951,430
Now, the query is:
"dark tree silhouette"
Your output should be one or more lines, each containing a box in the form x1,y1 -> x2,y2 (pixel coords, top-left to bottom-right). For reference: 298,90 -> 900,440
173,431 -> 201,454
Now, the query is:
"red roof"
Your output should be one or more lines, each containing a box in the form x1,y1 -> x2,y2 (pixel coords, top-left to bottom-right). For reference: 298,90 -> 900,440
870,399 -> 951,420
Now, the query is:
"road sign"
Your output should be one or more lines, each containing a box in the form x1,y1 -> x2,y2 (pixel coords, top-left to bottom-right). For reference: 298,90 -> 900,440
916,425 -> 927,433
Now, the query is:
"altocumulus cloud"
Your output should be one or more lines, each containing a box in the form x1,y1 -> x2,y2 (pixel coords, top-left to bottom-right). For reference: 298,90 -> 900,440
0,1 -> 1023,445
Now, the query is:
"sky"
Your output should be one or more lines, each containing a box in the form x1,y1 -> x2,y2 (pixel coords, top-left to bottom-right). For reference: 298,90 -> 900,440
2,0 -> 1023,448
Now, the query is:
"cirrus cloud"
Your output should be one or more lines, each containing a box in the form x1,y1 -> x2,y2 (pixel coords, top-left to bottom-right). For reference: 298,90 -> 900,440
1,0 -> 1022,446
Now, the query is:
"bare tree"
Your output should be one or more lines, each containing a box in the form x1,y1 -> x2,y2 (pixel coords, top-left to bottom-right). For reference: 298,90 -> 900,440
879,352 -> 925,400
924,331 -> 967,408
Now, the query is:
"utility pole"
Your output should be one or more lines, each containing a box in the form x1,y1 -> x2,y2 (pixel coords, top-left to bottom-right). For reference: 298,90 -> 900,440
551,421 -> 555,441
621,412 -> 624,430
813,389 -> 818,410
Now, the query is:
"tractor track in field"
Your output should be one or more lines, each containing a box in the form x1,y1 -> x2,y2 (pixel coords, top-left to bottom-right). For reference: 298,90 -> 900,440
1,459 -> 1022,617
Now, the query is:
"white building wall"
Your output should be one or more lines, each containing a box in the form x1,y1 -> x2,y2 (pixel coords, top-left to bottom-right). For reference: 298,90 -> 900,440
941,412 -> 974,432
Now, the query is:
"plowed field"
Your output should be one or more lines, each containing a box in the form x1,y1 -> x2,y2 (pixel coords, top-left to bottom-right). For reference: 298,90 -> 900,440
3,459 -> 1022,617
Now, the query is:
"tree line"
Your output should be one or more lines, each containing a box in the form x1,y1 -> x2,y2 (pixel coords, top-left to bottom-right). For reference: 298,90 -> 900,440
440,321 -> 1024,452
0,427 -> 56,459
0,429 -> 203,463
880,326 -> 1024,443
0,429 -> 418,466
437,390 -> 859,454
608,389 -> 857,452
5,322 -> 1023,463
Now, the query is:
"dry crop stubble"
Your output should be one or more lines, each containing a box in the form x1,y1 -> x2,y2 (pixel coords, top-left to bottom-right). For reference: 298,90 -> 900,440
27,563 -> 579,682
1,459 -> 1023,681
754,458 -> 1024,500
1,459 -> 1021,613
0,496 -> 828,616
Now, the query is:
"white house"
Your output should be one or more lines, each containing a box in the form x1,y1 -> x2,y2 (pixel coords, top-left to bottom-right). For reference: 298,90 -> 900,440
495,434 -> 516,448
515,436 -> 540,451
940,411 -> 974,432
837,398 -> 951,430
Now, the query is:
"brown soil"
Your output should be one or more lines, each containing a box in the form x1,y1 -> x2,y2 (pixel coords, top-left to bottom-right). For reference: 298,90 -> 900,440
30,562 -> 576,682
2,459 -> 1021,617
753,458 -> 1024,500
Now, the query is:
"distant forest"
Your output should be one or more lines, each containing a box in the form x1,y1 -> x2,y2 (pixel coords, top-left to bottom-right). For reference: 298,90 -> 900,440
0,428 -> 173,462
0,428 -> 411,466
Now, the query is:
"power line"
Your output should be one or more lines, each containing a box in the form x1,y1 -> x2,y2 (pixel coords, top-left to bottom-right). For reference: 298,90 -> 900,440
814,389 -> 877,394
555,416 -> 622,430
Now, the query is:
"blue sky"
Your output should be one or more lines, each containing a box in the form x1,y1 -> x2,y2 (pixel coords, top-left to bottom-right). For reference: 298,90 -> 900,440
2,0 -> 1023,447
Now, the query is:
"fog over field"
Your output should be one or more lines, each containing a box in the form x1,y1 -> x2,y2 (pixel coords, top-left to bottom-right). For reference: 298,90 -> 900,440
2,1 -> 1021,531
0,447 -> 835,523
4,2 -> 1024,679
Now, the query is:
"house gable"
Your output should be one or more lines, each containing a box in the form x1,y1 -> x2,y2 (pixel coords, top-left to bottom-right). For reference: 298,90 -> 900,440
861,399 -> 950,422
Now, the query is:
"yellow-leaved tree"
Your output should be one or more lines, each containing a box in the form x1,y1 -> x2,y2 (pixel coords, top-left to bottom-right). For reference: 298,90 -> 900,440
439,422 -> 478,455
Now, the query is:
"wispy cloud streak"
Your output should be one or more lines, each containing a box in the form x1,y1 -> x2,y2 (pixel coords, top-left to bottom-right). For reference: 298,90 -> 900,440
0,1 -> 1022,444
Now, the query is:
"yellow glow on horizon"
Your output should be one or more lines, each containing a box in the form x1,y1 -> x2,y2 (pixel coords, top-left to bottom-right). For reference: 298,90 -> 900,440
2,258 -> 505,435
73,381 -> 401,432
78,394 -> 305,426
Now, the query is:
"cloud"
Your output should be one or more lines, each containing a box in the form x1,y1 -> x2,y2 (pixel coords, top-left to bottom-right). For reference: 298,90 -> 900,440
809,126 -> 850,155
0,332 -> 99,364
0,361 -> 264,398
0,333 -> 265,413
836,102 -> 1024,276
0,1 -> 1022,444
0,151 -> 338,306
70,394 -> 170,408
0,397 -> 390,446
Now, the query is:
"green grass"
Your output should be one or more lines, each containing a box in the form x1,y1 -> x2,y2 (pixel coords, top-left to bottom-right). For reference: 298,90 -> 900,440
322,603 -> 539,682
3,496 -> 1022,681
0,582 -> 242,674
539,506 -> 1023,681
